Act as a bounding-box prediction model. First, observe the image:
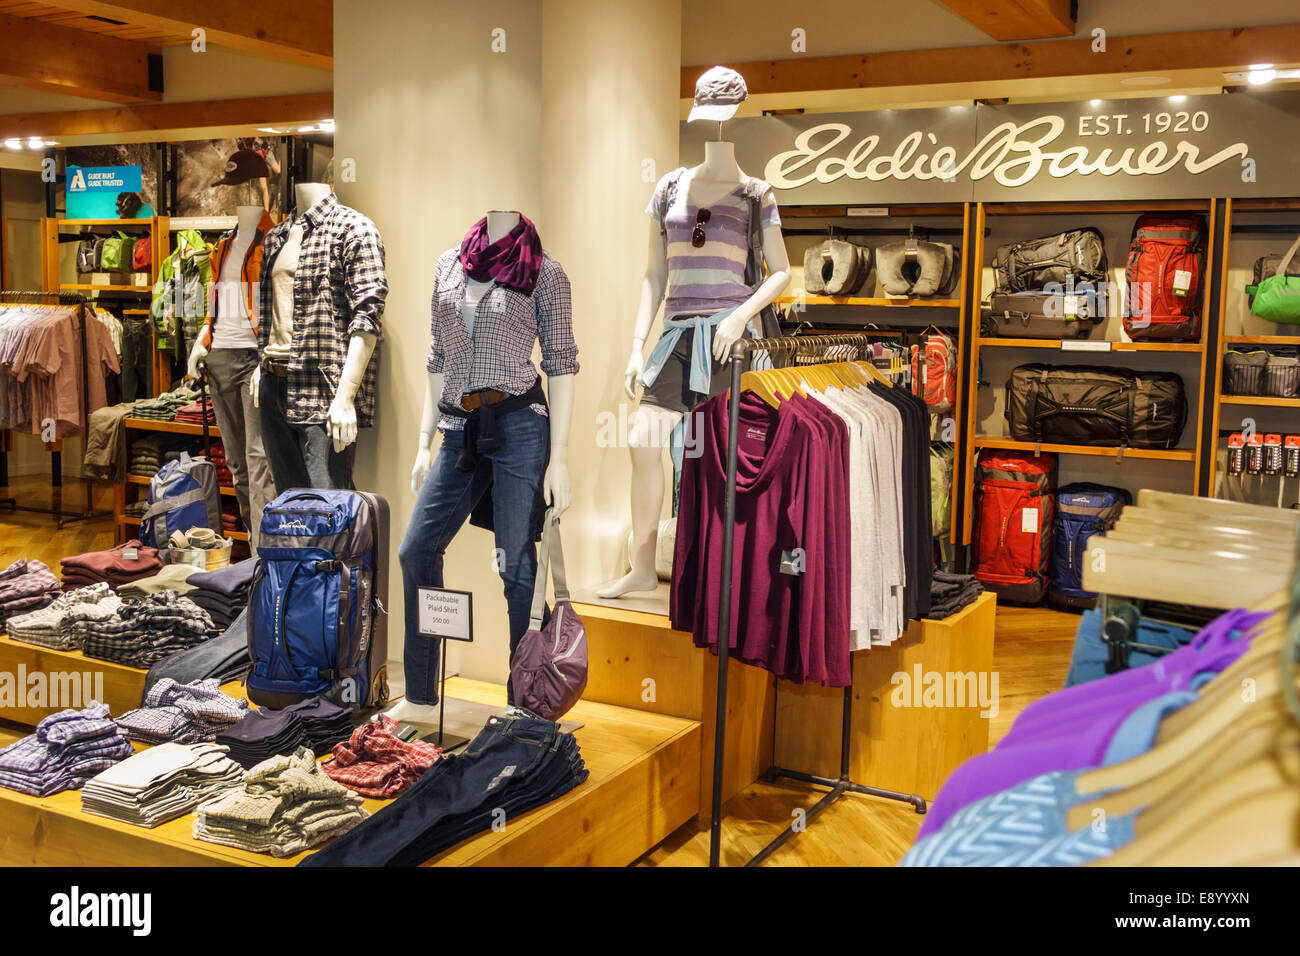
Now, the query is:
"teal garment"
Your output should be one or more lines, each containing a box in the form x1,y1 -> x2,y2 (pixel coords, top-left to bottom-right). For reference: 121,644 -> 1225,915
901,688 -> 1196,867
641,307 -> 740,398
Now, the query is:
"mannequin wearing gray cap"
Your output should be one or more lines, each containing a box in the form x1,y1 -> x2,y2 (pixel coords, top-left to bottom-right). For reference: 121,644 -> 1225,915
599,66 -> 790,599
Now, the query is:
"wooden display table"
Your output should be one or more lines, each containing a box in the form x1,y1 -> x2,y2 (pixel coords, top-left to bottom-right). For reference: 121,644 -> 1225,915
0,677 -> 700,867
0,635 -> 149,725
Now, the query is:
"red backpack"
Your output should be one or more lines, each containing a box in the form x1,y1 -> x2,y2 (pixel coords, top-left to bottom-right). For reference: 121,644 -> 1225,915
132,234 -> 151,272
973,449 -> 1057,604
1123,214 -> 1207,341
910,329 -> 957,414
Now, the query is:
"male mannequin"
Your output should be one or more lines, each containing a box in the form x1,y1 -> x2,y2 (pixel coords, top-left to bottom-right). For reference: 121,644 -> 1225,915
388,210 -> 578,724
187,204 -> 276,549
600,68 -> 790,598
254,182 -> 386,491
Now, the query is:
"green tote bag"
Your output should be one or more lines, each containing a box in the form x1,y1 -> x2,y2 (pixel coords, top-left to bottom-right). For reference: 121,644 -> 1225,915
1249,233 -> 1300,325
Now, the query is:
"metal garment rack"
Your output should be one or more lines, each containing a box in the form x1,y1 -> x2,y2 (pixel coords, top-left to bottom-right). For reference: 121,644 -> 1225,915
0,290 -> 113,527
708,331 -> 926,868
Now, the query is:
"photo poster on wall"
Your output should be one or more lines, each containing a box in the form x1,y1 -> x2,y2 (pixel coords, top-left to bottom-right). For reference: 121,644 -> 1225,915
64,144 -> 158,219
174,137 -> 288,218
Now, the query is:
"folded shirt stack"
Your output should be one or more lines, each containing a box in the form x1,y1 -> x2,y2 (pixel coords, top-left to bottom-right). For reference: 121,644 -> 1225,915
173,400 -> 216,426
207,442 -> 234,488
0,703 -> 134,797
75,590 -> 218,668
6,582 -> 120,650
928,572 -> 986,621
60,540 -> 163,591
185,557 -> 256,631
125,499 -> 148,518
115,678 -> 249,745
215,696 -> 354,768
130,385 -> 199,423
116,563 -> 200,600
0,558 -> 62,626
322,714 -> 446,798
193,747 -> 369,858
126,434 -> 191,477
81,741 -> 243,827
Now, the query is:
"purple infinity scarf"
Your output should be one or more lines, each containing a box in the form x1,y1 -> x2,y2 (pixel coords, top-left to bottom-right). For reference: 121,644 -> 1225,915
458,214 -> 543,295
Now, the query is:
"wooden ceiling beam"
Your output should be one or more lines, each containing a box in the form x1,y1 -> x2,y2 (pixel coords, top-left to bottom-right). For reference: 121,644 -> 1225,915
44,0 -> 332,68
682,23 -> 1300,97
0,11 -> 161,103
935,0 -> 1075,41
0,91 -> 332,139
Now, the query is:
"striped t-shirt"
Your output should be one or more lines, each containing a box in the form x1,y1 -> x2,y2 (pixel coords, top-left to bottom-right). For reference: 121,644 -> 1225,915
647,169 -> 781,320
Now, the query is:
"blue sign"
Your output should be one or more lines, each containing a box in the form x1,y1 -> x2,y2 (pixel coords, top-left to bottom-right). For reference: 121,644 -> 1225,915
65,165 -> 154,219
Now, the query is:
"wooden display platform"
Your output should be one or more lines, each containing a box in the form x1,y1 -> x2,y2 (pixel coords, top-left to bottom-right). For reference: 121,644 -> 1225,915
0,635 -> 149,725
0,677 -> 700,867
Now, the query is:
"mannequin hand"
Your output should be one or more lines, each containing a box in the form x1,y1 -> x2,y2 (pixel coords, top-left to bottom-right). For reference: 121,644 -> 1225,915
411,445 -> 433,494
543,459 -> 572,516
186,340 -> 208,382
327,394 -> 358,452
250,366 -> 261,409
623,350 -> 645,401
712,311 -> 753,363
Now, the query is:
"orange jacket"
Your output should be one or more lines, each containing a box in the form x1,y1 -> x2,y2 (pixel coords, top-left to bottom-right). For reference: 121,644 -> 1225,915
199,209 -> 276,349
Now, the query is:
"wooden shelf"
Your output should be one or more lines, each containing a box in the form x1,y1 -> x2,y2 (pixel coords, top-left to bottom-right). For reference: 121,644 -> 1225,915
121,309 -> 150,316
1220,395 -> 1300,407
1224,334 -> 1300,345
126,473 -> 236,497
977,337 -> 1203,352
61,283 -> 149,292
984,200 -> 1212,216
777,295 -> 961,308
972,436 -> 1196,461
124,417 -> 221,438
54,218 -> 154,227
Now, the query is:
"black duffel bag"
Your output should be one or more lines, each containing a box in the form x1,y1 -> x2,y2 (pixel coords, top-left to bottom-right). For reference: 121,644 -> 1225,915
1005,364 -> 1187,449
993,227 -> 1108,293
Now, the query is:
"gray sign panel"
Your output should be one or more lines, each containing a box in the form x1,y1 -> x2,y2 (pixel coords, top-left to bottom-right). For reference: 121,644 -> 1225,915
681,91 -> 1300,205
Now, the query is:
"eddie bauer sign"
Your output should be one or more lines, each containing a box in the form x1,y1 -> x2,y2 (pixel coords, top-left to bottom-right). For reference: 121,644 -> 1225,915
679,90 -> 1300,204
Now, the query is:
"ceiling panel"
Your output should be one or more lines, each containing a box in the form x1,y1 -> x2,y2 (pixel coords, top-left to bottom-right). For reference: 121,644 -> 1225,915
0,0 -> 187,44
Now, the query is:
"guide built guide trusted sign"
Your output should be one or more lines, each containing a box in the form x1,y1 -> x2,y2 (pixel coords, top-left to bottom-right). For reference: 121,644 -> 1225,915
65,164 -> 152,219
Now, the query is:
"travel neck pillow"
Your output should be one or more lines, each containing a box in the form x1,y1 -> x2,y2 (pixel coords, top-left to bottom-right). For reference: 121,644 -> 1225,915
804,240 -> 873,296
878,239 -> 949,297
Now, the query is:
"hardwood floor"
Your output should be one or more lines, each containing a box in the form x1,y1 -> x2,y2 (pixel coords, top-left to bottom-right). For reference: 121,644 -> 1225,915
0,479 -> 1082,868
638,602 -> 1080,867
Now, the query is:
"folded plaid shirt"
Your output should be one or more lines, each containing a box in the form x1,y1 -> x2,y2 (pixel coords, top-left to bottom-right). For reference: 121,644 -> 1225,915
322,714 -> 445,798
116,678 -> 248,744
0,558 -> 60,605
77,591 -> 217,668
0,703 -> 133,796
257,193 -> 387,427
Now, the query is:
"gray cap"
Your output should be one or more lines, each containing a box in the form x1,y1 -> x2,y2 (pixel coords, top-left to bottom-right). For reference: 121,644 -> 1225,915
688,66 -> 748,123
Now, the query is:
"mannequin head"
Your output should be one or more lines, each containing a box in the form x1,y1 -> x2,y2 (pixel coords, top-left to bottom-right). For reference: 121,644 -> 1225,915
486,210 -> 521,243
295,182 -> 332,212
235,204 -> 263,232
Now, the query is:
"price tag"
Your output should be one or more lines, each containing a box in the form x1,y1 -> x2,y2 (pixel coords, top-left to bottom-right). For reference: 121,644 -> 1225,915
1021,508 -> 1039,534
1061,340 -> 1111,352
123,547 -> 139,561
1173,269 -> 1192,296
1062,294 -> 1079,318
417,587 -> 474,642
846,207 -> 889,217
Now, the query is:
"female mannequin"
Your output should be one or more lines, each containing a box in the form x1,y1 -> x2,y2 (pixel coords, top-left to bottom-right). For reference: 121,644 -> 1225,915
187,204 -> 276,549
599,126 -> 790,599
389,210 -> 578,723
253,182 -> 385,491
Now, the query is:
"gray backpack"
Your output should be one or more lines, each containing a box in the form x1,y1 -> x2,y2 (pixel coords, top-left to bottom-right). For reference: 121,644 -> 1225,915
139,452 -> 222,548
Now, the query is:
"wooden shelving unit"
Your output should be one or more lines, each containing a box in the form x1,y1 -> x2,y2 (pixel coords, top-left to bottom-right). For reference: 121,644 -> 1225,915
959,199 -> 1216,546
779,202 -> 973,545
1206,198 -> 1300,496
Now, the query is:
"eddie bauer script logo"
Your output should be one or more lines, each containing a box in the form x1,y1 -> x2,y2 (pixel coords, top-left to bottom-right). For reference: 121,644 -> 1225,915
276,518 -> 313,533
49,886 -> 151,936
763,116 -> 1250,189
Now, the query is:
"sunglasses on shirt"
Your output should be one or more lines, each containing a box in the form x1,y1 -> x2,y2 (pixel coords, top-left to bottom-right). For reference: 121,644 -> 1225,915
691,208 -> 711,248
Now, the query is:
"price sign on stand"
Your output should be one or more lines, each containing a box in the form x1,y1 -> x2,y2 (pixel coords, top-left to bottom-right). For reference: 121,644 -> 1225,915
413,587 -> 474,752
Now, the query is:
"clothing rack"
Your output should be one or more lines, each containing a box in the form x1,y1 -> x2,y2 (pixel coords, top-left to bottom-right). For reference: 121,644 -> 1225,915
708,331 -> 926,868
0,290 -> 113,527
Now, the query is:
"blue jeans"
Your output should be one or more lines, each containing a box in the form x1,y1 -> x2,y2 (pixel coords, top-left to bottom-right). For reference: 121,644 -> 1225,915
299,714 -> 588,866
257,370 -> 356,492
399,409 -> 549,705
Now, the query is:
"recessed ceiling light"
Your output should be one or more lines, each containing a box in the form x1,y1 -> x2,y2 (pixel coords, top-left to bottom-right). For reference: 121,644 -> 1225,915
1089,99 -> 1103,106
1120,76 -> 1172,87
1169,95 -> 1187,103
3,139 -> 21,150
27,138 -> 45,149
1224,66 -> 1300,84
1247,64 -> 1277,85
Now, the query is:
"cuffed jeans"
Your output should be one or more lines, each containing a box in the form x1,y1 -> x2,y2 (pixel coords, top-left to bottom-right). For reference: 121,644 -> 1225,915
398,409 -> 548,706
121,318 -> 152,403
205,348 -> 275,551
257,369 -> 356,492
299,714 -> 588,866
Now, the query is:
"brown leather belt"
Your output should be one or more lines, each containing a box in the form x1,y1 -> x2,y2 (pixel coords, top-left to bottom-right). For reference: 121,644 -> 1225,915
460,389 -> 508,412
262,358 -> 290,377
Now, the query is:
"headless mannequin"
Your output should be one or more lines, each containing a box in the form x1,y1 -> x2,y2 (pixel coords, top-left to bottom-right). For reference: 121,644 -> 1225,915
252,183 -> 377,454
388,210 -> 575,724
186,204 -> 263,375
598,139 -> 790,598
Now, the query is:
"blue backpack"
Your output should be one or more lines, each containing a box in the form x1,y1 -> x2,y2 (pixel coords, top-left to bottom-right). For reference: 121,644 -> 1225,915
247,489 -> 390,711
139,452 -> 221,548
1049,482 -> 1131,610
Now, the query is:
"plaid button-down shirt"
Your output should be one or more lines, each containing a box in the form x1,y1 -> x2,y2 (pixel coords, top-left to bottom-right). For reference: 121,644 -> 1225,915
258,193 -> 388,427
428,248 -> 579,430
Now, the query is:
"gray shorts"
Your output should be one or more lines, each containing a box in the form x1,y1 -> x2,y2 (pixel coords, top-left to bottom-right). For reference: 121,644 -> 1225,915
639,329 -> 731,415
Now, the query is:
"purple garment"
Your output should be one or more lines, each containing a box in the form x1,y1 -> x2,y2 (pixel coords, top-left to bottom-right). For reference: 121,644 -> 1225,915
458,215 -> 544,295
0,702 -> 133,796
918,608 -> 1268,838
1003,608 -> 1271,746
